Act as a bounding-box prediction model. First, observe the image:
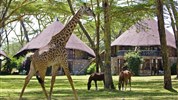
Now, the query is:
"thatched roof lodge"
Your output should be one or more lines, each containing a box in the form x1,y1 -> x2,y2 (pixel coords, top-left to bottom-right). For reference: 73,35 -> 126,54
15,21 -> 95,57
111,19 -> 177,75
15,21 -> 95,75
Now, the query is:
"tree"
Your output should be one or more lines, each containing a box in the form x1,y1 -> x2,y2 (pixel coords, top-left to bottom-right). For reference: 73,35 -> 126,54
156,0 -> 172,89
102,0 -> 115,89
0,0 -> 33,47
94,0 -> 102,73
169,0 -> 178,79
165,0 -> 178,79
1,0 -> 70,55
20,19 -> 29,42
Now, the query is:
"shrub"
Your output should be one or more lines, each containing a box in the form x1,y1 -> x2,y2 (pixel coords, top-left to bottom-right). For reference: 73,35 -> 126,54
124,51 -> 143,75
86,63 -> 96,74
2,56 -> 24,74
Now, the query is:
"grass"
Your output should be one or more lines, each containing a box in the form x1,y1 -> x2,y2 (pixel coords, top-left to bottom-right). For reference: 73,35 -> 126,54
0,75 -> 178,100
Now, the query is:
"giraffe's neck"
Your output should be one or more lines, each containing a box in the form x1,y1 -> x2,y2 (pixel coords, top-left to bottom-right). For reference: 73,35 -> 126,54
49,8 -> 83,46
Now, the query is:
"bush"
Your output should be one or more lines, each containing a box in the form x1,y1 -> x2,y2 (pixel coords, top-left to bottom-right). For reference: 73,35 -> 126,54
2,56 -> 24,74
124,51 -> 143,75
86,63 -> 96,74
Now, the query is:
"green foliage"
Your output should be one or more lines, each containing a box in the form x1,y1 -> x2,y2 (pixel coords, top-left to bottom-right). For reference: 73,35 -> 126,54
9,56 -> 24,69
1,0 -> 157,58
2,56 -> 24,74
124,51 -> 143,75
95,6 -> 103,14
86,63 -> 96,74
12,1 -> 70,16
111,1 -> 155,20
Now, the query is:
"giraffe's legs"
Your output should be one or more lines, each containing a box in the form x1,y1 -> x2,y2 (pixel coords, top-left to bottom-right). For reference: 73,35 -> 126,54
19,62 -> 35,100
62,61 -> 78,100
48,66 -> 58,100
36,68 -> 48,99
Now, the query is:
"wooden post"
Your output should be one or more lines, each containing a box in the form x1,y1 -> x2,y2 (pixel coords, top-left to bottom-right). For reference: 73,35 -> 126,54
150,59 -> 153,75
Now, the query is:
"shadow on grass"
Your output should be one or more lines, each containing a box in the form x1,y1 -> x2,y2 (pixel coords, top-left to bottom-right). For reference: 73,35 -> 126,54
1,87 -> 178,100
167,88 -> 178,93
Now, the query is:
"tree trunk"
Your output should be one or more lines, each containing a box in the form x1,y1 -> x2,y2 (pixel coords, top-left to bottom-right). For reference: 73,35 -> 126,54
20,19 -> 30,42
156,0 -> 172,89
5,30 -> 9,53
169,0 -> 178,79
102,0 -> 115,89
95,0 -> 101,72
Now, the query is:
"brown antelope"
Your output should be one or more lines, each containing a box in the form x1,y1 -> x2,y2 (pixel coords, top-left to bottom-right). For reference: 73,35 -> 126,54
118,70 -> 132,91
87,72 -> 105,90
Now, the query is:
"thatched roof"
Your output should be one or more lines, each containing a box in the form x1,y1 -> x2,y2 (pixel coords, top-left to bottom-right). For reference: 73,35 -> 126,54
111,19 -> 176,48
14,21 -> 95,57
0,50 -> 8,58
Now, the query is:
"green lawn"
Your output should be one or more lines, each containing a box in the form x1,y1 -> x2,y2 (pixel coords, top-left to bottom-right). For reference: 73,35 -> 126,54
0,75 -> 178,100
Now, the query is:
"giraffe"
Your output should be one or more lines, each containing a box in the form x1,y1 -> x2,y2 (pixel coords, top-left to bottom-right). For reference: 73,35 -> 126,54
19,5 -> 95,100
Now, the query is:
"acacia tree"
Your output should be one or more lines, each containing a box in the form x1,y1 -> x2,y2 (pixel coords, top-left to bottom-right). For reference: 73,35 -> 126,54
0,0 -> 32,47
165,0 -> 178,78
1,0 -> 70,55
94,0 -> 101,73
156,0 -> 172,89
102,0 -> 115,89
169,0 -> 178,79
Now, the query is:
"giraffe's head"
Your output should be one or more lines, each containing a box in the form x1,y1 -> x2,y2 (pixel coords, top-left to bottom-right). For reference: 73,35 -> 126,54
81,3 -> 95,17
